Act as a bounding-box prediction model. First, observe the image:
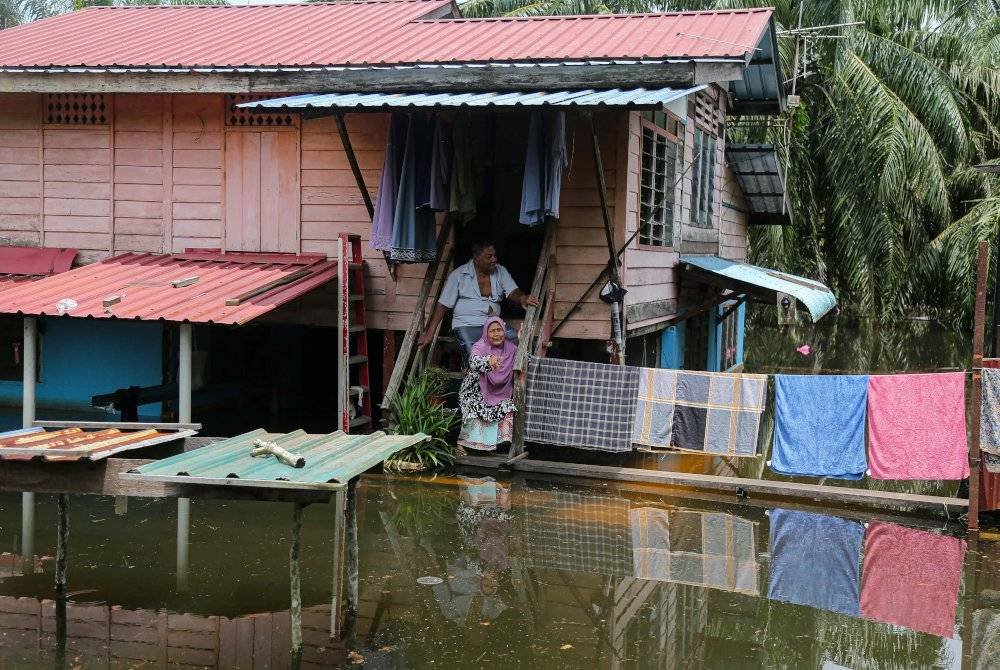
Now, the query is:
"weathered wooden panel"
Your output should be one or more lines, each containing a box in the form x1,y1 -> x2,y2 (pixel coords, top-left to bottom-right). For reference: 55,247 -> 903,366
259,130 -> 300,253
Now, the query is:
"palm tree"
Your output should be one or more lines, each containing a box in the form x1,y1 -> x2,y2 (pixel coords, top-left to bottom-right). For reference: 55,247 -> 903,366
460,0 -> 1000,324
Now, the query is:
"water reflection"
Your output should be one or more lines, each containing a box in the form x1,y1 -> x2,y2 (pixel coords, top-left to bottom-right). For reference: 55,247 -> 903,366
0,477 -> 992,668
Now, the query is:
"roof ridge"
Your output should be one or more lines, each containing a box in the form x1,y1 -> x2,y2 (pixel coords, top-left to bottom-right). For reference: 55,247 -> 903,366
442,6 -> 773,22
81,0 -> 439,8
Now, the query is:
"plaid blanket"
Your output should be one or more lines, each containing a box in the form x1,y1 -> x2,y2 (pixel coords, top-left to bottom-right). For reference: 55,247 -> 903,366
525,356 -> 640,452
632,368 -> 677,449
671,370 -> 768,457
983,368 -> 1000,458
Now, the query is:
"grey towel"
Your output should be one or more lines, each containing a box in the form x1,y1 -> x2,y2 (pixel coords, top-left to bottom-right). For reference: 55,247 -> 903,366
632,367 -> 677,449
525,356 -> 640,452
672,370 -> 768,457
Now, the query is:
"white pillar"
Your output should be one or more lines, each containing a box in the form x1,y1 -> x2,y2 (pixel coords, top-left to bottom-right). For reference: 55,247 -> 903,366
22,317 -> 36,428
176,497 -> 190,592
21,492 -> 34,562
177,323 -> 192,591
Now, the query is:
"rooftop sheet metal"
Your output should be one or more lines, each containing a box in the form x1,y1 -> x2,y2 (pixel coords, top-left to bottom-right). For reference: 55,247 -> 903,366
679,255 -> 837,322
241,86 -> 705,111
0,425 -> 195,462
126,429 -> 430,490
0,251 -> 338,325
726,144 -> 793,226
0,3 -> 771,68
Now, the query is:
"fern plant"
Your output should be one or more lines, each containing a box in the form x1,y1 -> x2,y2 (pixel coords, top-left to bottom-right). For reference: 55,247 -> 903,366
385,368 -> 459,471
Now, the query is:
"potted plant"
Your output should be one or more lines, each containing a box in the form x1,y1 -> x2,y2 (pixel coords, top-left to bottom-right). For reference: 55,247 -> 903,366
385,368 -> 459,472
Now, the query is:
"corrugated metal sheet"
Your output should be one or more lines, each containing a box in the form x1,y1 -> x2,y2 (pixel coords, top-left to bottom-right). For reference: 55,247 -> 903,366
241,86 -> 705,111
726,144 -> 793,226
127,429 -> 430,490
0,251 -> 339,325
0,425 -> 195,461
680,255 -> 837,322
0,247 -> 77,277
0,4 -> 771,68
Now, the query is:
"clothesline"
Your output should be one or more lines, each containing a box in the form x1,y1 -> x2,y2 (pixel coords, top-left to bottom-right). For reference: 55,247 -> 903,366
764,366 -> 969,375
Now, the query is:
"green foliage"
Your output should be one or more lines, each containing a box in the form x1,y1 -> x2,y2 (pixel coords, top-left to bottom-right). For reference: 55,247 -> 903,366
385,368 -> 459,472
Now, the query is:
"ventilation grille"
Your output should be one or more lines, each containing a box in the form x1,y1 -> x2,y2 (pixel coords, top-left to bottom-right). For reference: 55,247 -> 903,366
226,94 -> 298,128
694,90 -> 725,136
45,93 -> 110,125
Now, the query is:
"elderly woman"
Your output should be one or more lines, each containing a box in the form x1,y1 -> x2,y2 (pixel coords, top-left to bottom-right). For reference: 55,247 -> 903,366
458,316 -> 517,453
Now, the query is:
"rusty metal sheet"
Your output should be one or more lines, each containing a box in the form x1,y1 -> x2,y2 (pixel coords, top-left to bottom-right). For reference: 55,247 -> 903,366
0,4 -> 771,69
0,252 -> 339,325
0,425 -> 196,462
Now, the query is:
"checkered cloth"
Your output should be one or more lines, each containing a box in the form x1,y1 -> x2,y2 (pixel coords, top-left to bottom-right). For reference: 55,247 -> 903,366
524,489 -> 632,576
671,370 -> 768,457
525,356 -> 640,452
633,367 -> 677,449
630,507 -> 758,594
983,368 -> 1000,458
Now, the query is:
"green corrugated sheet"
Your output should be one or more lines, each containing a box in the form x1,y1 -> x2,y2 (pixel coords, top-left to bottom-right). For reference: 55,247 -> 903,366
126,429 -> 429,490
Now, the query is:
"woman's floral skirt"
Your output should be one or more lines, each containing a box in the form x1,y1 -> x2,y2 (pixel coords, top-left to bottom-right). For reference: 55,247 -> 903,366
458,411 -> 514,452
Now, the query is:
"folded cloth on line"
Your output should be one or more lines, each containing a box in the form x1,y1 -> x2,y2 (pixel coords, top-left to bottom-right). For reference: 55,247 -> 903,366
860,521 -> 965,638
525,356 -> 640,452
670,370 -> 768,457
867,373 -> 969,480
767,508 -> 863,616
772,374 -> 869,480
982,368 -> 1000,457
630,507 -> 758,594
632,367 -> 677,449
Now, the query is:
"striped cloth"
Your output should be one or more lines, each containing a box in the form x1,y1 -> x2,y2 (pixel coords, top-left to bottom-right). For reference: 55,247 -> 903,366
671,370 -> 768,457
525,356 -> 640,452
982,368 -> 1000,458
632,368 -> 678,449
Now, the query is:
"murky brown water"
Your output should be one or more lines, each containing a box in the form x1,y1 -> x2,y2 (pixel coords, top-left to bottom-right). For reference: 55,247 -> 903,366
0,472 -> 995,669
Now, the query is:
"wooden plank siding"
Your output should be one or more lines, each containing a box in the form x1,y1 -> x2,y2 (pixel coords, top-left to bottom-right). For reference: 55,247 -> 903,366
720,162 -> 749,262
0,91 -> 748,339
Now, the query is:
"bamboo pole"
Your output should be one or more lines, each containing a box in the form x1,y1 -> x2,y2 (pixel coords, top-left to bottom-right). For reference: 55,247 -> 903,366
970,240 -> 988,532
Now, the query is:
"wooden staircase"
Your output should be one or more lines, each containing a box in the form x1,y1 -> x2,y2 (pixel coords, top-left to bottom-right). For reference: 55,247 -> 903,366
380,219 -> 558,457
337,233 -> 373,433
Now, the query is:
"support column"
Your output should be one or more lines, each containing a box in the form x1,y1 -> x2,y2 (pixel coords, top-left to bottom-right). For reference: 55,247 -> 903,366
177,323 -> 193,589
290,502 -> 305,660
55,494 -> 68,593
330,489 -> 346,640
22,317 -> 38,571
344,480 -> 359,647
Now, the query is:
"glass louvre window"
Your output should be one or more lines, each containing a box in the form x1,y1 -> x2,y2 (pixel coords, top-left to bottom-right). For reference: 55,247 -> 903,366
638,113 -> 680,247
690,128 -> 718,228
720,305 -> 740,371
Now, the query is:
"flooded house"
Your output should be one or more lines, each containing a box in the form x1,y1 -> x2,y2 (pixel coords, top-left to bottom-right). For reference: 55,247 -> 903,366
0,1 -> 829,434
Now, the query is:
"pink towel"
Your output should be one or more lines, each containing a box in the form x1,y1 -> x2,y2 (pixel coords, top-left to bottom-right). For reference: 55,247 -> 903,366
867,373 -> 969,480
860,522 -> 965,638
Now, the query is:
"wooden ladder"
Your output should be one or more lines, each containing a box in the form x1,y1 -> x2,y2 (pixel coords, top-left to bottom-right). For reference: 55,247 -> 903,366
337,233 -> 373,433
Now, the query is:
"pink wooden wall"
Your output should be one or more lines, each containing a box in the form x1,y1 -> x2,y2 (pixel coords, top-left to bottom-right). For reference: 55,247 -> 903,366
0,91 -> 746,340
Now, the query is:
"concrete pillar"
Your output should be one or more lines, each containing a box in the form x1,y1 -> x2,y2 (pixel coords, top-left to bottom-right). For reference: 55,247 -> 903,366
176,497 -> 190,592
177,322 -> 193,592
21,317 -> 37,566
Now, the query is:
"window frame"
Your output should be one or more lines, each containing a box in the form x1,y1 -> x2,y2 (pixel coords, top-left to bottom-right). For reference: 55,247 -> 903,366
689,123 -> 718,229
635,110 -> 683,252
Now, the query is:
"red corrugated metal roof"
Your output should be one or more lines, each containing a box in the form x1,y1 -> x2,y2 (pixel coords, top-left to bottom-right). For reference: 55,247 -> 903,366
0,251 -> 339,325
0,425 -> 196,462
0,3 -> 772,68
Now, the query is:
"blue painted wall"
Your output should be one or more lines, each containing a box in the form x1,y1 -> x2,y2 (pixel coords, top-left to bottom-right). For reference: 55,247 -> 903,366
660,323 -> 686,369
0,318 -> 163,418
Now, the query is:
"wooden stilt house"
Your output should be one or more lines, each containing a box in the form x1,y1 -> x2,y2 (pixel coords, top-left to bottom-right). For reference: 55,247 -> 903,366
0,2 -> 834,433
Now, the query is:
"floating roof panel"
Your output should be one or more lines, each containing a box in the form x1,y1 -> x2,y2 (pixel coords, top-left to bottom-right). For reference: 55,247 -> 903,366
726,144 -> 793,226
0,425 -> 195,462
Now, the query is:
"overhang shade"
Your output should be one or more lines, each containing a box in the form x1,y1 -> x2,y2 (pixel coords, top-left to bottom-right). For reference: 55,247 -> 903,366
126,429 -> 430,491
680,255 -> 836,322
726,144 -> 793,226
0,251 -> 338,325
240,86 -> 706,112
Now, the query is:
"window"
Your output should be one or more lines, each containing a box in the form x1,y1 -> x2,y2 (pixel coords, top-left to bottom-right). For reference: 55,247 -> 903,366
0,315 -> 28,381
638,111 -> 681,247
690,128 -> 717,228
715,300 -> 745,372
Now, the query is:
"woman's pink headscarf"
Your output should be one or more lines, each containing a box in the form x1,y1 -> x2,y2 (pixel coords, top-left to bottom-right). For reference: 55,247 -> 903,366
471,316 -> 516,406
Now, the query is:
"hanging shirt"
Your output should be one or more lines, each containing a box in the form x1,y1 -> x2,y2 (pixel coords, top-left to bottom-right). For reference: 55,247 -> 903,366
438,259 -> 518,329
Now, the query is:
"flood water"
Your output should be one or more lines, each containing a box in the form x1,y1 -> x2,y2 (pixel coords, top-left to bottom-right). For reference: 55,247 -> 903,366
0,473 -> 995,669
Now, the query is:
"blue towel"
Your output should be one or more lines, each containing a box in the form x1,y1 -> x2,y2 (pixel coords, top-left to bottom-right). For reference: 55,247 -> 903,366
772,374 -> 869,480
767,508 -> 863,616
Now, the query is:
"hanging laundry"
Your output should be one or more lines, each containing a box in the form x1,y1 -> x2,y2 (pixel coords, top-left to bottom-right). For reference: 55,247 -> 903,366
630,507 -> 758,594
767,509 -> 863,616
525,356 -> 639,453
867,373 -> 969,480
389,114 -> 437,263
860,521 -> 965,638
982,367 -> 1000,461
772,374 -> 869,480
370,113 -> 405,252
449,115 -> 477,224
429,117 -> 452,212
519,111 -> 567,226
670,370 -> 768,457
632,367 -> 677,449
973,609 -> 1000,670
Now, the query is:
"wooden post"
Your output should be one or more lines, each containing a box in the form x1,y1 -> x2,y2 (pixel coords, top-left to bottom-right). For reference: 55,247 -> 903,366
970,240 -> 989,532
382,330 -> 396,396
290,502 -> 304,657
55,493 -> 68,593
343,479 -> 359,648
330,489 -> 346,639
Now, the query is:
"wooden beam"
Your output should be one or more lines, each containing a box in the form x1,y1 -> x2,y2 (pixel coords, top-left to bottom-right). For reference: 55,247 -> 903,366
333,111 -> 375,220
970,239 -> 989,531
225,269 -> 313,306
33,420 -> 201,431
0,62 -> 716,94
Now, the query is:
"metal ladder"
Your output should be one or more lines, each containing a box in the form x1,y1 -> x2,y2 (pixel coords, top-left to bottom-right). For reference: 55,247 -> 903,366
337,233 -> 373,433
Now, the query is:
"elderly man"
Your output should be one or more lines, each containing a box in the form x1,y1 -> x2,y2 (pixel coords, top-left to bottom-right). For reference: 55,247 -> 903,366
418,240 -> 538,362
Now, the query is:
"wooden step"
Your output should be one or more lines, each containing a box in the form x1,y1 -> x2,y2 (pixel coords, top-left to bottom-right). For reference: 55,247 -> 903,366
348,355 -> 368,365
348,262 -> 363,270
349,415 -> 372,428
349,294 -> 364,301
348,386 -> 369,397
348,325 -> 365,334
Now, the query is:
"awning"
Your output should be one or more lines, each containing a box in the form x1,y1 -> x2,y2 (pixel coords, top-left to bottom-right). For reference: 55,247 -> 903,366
680,255 -> 836,322
238,86 -> 706,112
0,251 -> 339,325
726,145 -> 792,226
